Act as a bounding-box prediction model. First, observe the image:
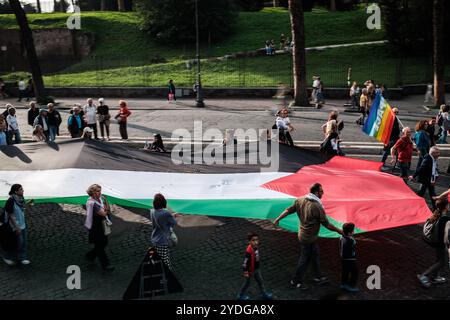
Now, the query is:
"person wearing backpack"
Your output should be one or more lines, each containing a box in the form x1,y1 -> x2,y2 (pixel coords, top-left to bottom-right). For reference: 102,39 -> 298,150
437,104 -> 449,144
417,198 -> 450,288
2,184 -> 32,266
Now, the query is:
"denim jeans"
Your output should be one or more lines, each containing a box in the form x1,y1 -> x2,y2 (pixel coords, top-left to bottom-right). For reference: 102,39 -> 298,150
438,127 -> 447,143
239,269 -> 267,296
293,242 -> 322,284
7,129 -> 21,144
5,228 -> 27,261
49,125 -> 58,142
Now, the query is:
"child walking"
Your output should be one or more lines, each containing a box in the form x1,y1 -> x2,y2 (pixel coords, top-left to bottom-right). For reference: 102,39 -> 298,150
339,223 -> 359,292
237,232 -> 273,300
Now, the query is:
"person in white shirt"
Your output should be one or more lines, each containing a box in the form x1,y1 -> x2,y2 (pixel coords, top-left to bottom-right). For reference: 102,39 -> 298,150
6,107 -> 21,144
275,108 -> 294,146
17,79 -> 26,102
83,98 -> 98,139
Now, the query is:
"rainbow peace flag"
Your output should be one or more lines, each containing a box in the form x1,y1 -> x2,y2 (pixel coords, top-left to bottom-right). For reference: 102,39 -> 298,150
363,92 -> 396,145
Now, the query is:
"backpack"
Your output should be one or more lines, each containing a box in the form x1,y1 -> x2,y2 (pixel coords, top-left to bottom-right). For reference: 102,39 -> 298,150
337,120 -> 344,132
423,218 -> 440,245
436,113 -> 443,127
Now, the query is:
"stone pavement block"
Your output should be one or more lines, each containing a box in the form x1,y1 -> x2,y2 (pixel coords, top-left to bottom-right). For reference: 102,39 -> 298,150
2,198 -> 450,300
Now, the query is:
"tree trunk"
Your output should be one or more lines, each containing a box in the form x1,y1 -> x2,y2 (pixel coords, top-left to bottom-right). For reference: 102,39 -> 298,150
8,0 -> 46,101
273,0 -> 279,7
433,0 -> 445,107
330,0 -> 336,11
36,0 -> 42,13
289,0 -> 309,106
118,0 -> 125,11
101,0 -> 107,11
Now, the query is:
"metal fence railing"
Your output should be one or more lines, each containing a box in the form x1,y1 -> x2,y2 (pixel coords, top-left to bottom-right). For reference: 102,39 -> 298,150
2,54 -> 450,89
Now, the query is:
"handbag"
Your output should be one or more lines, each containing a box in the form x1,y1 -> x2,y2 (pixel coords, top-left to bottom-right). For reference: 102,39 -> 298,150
168,228 -> 178,247
103,216 -> 112,236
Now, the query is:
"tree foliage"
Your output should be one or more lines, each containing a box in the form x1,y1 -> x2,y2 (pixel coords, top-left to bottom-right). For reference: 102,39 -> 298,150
135,0 -> 238,44
379,0 -> 450,53
0,1 -> 36,13
237,0 -> 264,12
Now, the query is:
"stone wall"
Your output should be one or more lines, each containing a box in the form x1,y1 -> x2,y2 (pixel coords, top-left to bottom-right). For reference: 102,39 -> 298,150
0,28 -> 94,72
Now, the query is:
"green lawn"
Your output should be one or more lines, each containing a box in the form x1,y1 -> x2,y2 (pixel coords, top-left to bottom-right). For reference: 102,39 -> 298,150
4,44 -> 438,88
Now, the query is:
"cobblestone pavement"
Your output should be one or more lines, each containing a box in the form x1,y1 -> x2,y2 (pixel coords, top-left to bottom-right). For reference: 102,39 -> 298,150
0,176 -> 449,300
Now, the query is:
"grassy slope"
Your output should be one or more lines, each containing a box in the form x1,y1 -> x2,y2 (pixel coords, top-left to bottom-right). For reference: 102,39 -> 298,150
0,8 -> 385,60
39,44 -> 444,88
4,7 -> 421,87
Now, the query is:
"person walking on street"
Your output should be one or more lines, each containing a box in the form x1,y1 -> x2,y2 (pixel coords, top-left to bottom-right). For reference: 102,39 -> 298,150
417,198 -> 450,288
409,146 -> 440,209
27,101 -> 39,128
167,79 -> 177,102
46,103 -> 62,142
414,120 -> 430,171
6,107 -> 22,145
115,100 -> 131,140
381,108 -> 401,166
150,193 -> 178,271
97,98 -> 111,141
84,184 -> 114,272
339,223 -> 358,292
236,232 -> 273,300
83,98 -> 98,140
2,184 -> 32,266
17,79 -> 26,102
390,127 -> 415,183
273,183 -> 343,290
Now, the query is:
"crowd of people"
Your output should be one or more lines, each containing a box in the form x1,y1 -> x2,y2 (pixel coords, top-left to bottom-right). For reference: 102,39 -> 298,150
0,98 -> 133,145
1,87 -> 450,298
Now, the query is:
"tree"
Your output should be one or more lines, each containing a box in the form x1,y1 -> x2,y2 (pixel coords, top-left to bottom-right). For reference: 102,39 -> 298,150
118,0 -> 125,11
433,0 -> 445,106
380,0 -> 450,52
36,0 -> 42,13
101,0 -> 107,10
289,0 -> 309,106
8,0 -> 46,102
135,0 -> 238,44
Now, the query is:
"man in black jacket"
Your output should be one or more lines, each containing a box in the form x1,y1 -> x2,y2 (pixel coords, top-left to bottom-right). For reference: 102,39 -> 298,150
409,146 -> 440,209
27,101 -> 39,128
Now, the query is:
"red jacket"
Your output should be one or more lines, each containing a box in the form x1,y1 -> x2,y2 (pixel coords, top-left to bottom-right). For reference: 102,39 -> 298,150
393,136 -> 413,163
118,106 -> 131,123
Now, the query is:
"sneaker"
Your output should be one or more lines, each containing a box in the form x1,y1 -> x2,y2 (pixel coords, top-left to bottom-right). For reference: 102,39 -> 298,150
343,285 -> 359,293
313,276 -> 329,284
20,260 -> 31,265
261,292 -> 273,300
290,280 -> 309,290
417,274 -> 431,288
432,276 -> 447,284
236,294 -> 251,300
3,258 -> 16,266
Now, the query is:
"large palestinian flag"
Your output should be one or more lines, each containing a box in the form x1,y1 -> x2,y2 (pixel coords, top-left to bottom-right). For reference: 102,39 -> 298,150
0,140 -> 431,237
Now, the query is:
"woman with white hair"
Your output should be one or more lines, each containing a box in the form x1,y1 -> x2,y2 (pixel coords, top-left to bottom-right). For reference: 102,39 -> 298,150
84,184 -> 114,272
97,98 -> 111,141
